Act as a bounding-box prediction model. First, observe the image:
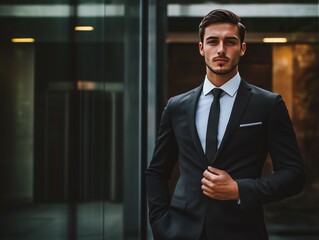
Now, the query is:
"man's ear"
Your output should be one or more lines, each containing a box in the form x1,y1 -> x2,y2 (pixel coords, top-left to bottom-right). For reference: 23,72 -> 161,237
199,42 -> 204,56
240,42 -> 247,57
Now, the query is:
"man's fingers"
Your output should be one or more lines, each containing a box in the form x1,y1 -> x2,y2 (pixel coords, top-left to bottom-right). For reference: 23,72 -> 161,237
201,179 -> 214,195
203,167 -> 225,182
207,166 -> 224,175
201,177 -> 213,187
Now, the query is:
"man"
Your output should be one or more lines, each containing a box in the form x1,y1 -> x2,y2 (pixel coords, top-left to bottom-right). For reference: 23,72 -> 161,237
146,9 -> 305,240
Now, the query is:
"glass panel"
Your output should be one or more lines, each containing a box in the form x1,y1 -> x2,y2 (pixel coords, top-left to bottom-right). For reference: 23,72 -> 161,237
0,0 -> 150,239
74,0 -> 111,239
0,3 -> 73,239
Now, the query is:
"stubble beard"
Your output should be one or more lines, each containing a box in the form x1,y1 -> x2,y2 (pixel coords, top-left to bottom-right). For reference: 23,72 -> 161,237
206,61 -> 238,76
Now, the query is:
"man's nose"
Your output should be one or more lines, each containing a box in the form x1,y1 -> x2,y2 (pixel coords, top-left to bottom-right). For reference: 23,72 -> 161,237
217,42 -> 225,55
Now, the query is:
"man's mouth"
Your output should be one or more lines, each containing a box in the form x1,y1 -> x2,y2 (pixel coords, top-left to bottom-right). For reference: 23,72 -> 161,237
213,57 -> 228,63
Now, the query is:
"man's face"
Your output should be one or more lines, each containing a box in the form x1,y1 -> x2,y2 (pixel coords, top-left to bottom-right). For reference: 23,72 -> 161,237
199,23 -> 246,77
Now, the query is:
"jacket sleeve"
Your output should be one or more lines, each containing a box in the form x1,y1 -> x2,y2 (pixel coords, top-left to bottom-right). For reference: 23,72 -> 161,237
236,95 -> 305,208
146,98 -> 179,224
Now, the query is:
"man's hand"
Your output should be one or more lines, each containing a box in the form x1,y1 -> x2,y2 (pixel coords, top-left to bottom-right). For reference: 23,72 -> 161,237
201,166 -> 239,200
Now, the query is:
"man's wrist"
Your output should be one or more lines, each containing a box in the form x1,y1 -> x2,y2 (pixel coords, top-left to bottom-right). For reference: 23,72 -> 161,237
232,180 -> 240,200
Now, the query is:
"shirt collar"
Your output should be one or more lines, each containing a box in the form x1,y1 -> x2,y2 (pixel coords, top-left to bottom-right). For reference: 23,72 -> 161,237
203,73 -> 241,97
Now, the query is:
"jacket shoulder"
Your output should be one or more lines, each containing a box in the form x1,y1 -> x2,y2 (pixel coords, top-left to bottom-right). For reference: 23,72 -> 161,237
169,84 -> 202,106
244,80 -> 279,100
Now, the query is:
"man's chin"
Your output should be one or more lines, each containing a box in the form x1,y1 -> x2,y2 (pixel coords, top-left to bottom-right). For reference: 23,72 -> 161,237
212,68 -> 232,75
206,63 -> 236,76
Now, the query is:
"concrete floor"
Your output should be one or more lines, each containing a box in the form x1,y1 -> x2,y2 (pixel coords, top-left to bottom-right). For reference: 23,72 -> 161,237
0,201 -> 318,240
0,202 -> 123,240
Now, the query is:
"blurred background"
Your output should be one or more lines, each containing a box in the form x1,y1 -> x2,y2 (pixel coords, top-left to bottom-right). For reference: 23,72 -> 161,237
0,0 -> 318,239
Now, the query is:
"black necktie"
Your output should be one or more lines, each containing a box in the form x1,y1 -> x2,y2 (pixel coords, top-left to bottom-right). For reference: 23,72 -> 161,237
206,88 -> 223,162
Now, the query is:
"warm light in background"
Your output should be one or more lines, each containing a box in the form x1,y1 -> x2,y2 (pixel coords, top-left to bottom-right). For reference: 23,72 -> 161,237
77,81 -> 95,90
11,38 -> 35,43
75,26 -> 94,31
263,37 -> 288,43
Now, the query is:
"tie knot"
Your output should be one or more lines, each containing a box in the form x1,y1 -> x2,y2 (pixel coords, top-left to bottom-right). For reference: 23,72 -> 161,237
212,88 -> 223,99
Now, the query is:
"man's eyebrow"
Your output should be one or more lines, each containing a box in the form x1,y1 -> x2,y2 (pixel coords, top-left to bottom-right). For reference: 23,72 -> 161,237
205,36 -> 239,41
205,36 -> 218,40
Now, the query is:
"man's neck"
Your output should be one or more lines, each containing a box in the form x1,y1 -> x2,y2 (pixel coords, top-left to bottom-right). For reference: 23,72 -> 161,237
206,70 -> 238,87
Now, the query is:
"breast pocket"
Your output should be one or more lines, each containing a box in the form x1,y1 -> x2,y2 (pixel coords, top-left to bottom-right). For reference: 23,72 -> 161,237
239,121 -> 263,128
235,121 -> 266,149
234,122 -> 265,145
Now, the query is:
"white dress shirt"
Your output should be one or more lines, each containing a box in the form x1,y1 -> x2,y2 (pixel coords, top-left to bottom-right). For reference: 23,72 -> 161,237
195,73 -> 241,153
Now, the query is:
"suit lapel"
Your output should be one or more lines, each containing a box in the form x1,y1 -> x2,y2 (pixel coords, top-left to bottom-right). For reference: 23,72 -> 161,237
212,80 -> 252,165
187,84 -> 209,165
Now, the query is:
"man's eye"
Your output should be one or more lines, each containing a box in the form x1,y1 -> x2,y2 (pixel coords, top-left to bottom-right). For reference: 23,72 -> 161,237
226,41 -> 236,45
208,41 -> 218,45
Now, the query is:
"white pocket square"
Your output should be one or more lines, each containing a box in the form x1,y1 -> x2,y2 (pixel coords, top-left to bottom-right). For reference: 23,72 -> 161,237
240,122 -> 263,127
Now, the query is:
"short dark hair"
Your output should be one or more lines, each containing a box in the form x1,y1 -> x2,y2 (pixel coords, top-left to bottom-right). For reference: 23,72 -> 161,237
199,9 -> 246,44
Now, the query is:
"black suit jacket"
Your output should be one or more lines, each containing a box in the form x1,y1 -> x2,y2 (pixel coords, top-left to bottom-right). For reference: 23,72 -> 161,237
146,79 -> 305,240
